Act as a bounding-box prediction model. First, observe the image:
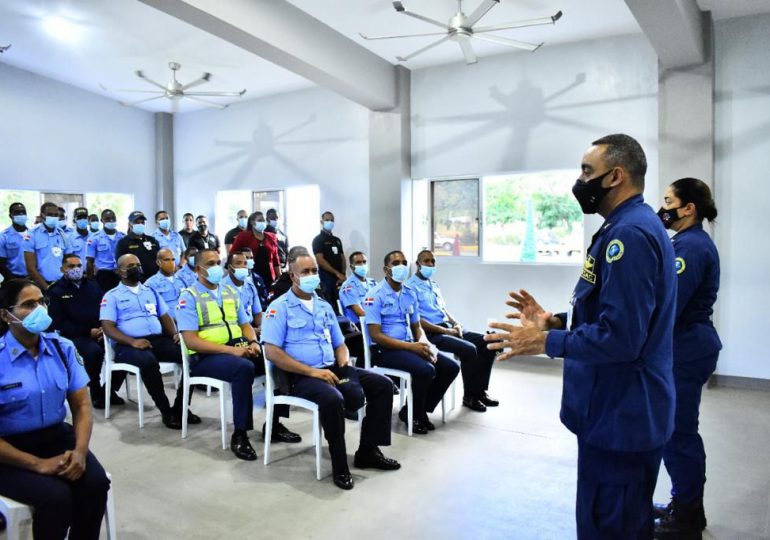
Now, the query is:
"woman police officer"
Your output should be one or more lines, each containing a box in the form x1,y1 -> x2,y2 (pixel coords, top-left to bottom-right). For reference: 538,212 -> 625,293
0,279 -> 109,540
654,178 -> 722,539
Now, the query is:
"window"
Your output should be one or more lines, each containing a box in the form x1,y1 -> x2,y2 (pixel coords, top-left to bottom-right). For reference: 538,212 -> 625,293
215,190 -> 251,238
431,179 -> 479,257
84,193 -> 134,226
0,190 -> 40,219
252,190 -> 285,219
482,170 -> 583,263
0,190 -> 133,226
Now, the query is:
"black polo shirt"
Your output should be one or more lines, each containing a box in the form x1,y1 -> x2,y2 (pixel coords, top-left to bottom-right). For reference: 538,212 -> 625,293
312,230 -> 344,280
178,229 -> 194,248
187,231 -> 220,252
116,233 -> 159,280
224,226 -> 245,246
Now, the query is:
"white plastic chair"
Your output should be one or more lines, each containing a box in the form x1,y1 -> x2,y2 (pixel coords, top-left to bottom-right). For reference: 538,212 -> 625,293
103,338 -> 180,428
262,347 -> 324,481
360,316 -> 414,436
0,471 -> 116,540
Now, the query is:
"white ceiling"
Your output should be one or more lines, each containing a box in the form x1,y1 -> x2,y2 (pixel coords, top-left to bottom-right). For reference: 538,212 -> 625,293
1,0 -> 769,113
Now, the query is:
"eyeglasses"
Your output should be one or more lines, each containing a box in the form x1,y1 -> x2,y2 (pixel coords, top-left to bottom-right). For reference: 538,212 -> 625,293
10,298 -> 50,311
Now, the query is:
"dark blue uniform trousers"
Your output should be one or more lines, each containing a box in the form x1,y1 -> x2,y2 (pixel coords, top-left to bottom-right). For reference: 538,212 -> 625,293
427,329 -> 495,398
71,336 -> 124,398
115,334 -> 183,414
191,353 -> 256,431
290,364 -> 393,473
662,352 -> 719,504
371,347 -> 459,420
577,440 -> 663,540
0,423 -> 109,540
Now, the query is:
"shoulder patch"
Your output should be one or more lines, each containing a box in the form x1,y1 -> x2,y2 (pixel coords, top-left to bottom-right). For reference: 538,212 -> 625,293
363,297 -> 375,306
606,239 -> 625,263
675,257 -> 686,275
341,285 -> 353,293
100,297 -> 108,306
266,308 -> 277,320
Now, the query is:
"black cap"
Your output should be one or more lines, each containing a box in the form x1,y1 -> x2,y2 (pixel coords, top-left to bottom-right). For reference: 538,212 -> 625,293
74,207 -> 89,218
128,211 -> 146,223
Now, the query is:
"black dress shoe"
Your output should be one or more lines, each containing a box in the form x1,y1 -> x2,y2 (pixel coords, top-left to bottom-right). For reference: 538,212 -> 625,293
345,409 -> 360,421
332,472 -> 354,490
91,396 -> 106,410
261,422 -> 302,443
187,411 -> 202,425
230,432 -> 258,461
354,448 -> 401,470
462,396 -> 488,412
162,413 -> 183,430
479,392 -> 499,407
110,392 -> 126,405
654,499 -> 707,536
421,417 -> 436,431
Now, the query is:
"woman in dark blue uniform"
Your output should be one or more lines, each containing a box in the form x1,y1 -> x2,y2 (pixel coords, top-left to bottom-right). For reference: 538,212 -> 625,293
654,178 -> 721,540
0,279 -> 109,540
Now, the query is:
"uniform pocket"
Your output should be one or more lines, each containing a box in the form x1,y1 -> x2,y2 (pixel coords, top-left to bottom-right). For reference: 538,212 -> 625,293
0,386 -> 30,413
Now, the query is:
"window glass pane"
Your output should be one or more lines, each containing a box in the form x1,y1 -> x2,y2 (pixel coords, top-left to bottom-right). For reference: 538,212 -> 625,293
215,190 -> 251,239
431,179 -> 479,257
84,193 -> 134,228
286,185 -> 319,249
0,190 -> 40,223
411,179 -> 430,253
483,170 -> 583,264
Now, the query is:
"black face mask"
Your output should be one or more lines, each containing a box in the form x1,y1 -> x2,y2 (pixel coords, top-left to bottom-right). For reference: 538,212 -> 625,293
197,224 -> 207,233
572,169 -> 614,214
657,206 -> 684,229
125,266 -> 144,284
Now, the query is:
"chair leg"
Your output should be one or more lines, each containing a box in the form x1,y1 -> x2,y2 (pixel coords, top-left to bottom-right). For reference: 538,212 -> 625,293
104,369 -> 112,420
406,379 -> 413,437
219,385 -> 227,450
399,378 -> 406,409
263,403 -> 274,465
136,374 -> 145,429
181,379 -> 190,439
441,395 -> 447,424
173,366 -> 180,390
313,411 -> 322,481
4,510 -> 24,540
105,472 -> 116,540
206,385 -> 212,397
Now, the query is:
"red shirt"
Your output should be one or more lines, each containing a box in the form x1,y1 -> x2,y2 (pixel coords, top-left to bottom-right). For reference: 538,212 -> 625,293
230,230 -> 280,285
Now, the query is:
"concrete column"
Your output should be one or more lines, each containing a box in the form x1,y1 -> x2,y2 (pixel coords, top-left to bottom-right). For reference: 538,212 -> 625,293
154,112 -> 175,217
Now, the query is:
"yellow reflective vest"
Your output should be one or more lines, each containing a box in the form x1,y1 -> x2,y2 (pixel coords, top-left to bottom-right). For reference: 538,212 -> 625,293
185,285 -> 243,354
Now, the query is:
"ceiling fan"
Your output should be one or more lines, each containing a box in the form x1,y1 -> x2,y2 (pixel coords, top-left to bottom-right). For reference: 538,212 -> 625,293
360,0 -> 562,65
101,62 -> 246,111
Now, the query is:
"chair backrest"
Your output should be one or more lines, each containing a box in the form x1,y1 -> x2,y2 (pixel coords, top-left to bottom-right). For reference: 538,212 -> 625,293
261,346 -> 278,399
359,316 -> 373,369
178,334 -> 191,376
104,337 -> 115,366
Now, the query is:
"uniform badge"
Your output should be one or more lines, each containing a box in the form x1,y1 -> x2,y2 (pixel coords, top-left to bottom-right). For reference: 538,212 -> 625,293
342,285 -> 353,293
675,257 -> 686,275
581,255 -> 597,284
363,297 -> 375,306
266,309 -> 277,319
143,241 -> 152,251
100,297 -> 108,306
605,239 -> 625,263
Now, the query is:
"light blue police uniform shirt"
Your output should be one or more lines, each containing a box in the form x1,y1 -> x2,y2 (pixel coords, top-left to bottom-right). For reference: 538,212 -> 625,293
86,230 -> 125,271
152,229 -> 185,266
144,272 -> 184,319
176,264 -> 197,288
262,289 -> 344,369
362,280 -> 420,344
0,332 -> 89,437
100,282 -> 168,337
223,274 -> 262,319
22,225 -> 72,282
338,274 -> 377,324
404,273 -> 450,325
175,280 -> 251,333
0,225 -> 30,276
67,230 -> 92,262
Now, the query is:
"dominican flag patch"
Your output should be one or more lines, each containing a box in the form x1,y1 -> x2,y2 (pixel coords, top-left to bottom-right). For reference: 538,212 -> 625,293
100,297 -> 108,306
363,297 -> 375,306
342,286 -> 353,293
266,309 -> 277,319
177,299 -> 187,310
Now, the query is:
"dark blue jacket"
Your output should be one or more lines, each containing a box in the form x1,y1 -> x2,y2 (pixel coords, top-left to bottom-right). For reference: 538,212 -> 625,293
47,277 -> 104,339
545,195 -> 676,452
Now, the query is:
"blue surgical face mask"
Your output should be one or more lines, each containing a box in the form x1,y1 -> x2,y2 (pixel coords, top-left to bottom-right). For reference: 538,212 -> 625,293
233,267 -> 250,281
390,264 -> 408,283
10,305 -> 52,334
12,215 -> 28,226
253,221 -> 266,233
58,219 -> 67,229
268,219 -> 278,228
298,274 -> 321,294
158,218 -> 170,231
204,264 -> 224,285
104,221 -> 117,231
354,265 -> 368,278
187,256 -> 195,269
246,259 -> 254,270
322,220 -> 334,232
89,221 -> 100,232
132,223 -> 146,235
420,265 -> 436,279
44,215 -> 59,229
75,218 -> 88,230
238,217 -> 247,229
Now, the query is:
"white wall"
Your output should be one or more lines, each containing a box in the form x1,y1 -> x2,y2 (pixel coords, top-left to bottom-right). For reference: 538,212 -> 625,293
173,86 -> 370,256
0,62 -> 155,216
410,34 -> 659,331
713,14 -> 770,379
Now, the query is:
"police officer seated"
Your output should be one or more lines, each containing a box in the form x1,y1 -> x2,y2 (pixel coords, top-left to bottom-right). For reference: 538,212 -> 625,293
405,249 -> 498,412
339,251 -> 377,367
364,250 -> 460,435
23,202 -> 72,291
86,209 -> 124,293
0,279 -> 110,540
262,251 -> 400,490
176,245 -> 199,288
48,254 -> 124,409
145,249 -> 185,319
0,202 -> 30,282
100,254 -> 196,430
177,249 -> 299,460
116,211 -> 160,281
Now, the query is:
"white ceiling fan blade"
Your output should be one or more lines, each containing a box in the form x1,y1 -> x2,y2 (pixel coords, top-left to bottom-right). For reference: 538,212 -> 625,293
474,11 -> 563,33
181,73 -> 212,91
396,34 -> 453,62
119,95 -> 166,107
185,96 -> 227,109
474,33 -> 542,52
465,0 -> 499,27
135,70 -> 169,91
393,1 -> 448,30
459,40 -> 478,64
184,90 -> 246,97
99,83 -> 162,94
359,31 -> 448,41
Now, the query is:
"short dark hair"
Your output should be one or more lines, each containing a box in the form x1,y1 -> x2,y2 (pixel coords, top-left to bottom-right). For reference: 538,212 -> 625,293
321,211 -> 334,219
88,214 -> 98,221
62,253 -> 82,265
670,177 -> 718,223
349,251 -> 365,265
0,279 -> 39,335
40,202 -> 59,215
100,209 -> 115,219
184,245 -> 199,258
266,208 -> 278,218
237,247 -> 253,257
592,133 -> 647,189
9,202 -> 25,213
196,248 -> 220,265
416,249 -> 433,261
383,250 -> 404,266
226,250 -> 246,268
195,215 -> 206,222
247,211 -> 265,230
155,210 -> 168,220
183,212 -> 194,219
287,246 -> 310,266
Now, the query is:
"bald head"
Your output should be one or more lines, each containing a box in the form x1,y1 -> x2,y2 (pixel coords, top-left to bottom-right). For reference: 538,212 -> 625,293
156,248 -> 175,276
117,254 -> 143,285
117,254 -> 139,271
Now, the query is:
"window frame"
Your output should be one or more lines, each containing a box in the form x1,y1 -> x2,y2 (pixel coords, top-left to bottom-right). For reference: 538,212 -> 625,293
428,176 -> 482,262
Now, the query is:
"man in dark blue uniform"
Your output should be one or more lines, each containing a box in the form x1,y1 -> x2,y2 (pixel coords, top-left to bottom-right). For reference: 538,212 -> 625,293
485,134 -> 676,540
